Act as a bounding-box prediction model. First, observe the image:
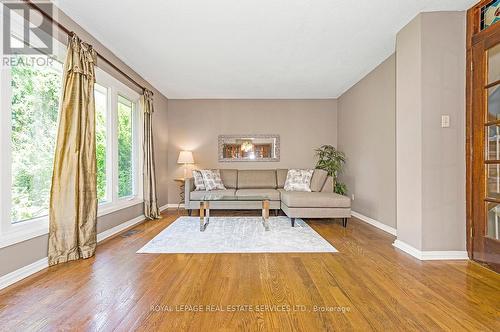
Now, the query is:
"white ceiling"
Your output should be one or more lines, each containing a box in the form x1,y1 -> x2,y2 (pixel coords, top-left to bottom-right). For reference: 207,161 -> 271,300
56,0 -> 475,99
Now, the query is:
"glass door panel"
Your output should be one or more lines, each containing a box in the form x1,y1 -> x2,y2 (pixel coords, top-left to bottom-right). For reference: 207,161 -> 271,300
486,202 -> 500,240
484,42 -> 500,244
488,43 -> 500,84
486,124 -> 500,160
487,85 -> 500,122
487,164 -> 500,199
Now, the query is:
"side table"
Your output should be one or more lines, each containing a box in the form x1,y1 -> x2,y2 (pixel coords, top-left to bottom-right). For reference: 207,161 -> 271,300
174,178 -> 185,211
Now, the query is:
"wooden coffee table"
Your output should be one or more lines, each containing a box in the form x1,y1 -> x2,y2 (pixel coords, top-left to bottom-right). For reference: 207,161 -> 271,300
199,195 -> 270,232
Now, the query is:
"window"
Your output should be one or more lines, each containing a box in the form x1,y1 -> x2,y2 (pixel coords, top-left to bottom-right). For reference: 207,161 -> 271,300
0,8 -> 66,247
117,95 -> 135,198
94,69 -> 143,216
95,83 -> 109,203
9,56 -> 63,224
1,18 -> 143,248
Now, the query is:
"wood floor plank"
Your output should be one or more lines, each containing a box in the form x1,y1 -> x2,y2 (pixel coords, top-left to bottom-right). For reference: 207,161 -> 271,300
0,210 -> 499,331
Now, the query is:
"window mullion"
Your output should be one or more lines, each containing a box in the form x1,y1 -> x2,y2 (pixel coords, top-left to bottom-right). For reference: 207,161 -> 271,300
111,87 -> 119,204
105,85 -> 113,204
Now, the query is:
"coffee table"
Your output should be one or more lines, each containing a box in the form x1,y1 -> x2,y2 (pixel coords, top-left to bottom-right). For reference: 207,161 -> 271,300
199,194 -> 270,232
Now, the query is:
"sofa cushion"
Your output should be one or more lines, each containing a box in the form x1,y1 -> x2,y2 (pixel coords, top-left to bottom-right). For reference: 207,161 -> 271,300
281,191 -> 351,208
321,176 -> 334,192
190,189 -> 236,201
220,169 -> 238,189
310,169 -> 328,192
276,169 -> 288,188
237,170 -> 277,189
235,189 -> 281,201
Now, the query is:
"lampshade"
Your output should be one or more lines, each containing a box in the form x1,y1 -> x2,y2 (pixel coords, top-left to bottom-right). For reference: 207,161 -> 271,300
177,151 -> 194,164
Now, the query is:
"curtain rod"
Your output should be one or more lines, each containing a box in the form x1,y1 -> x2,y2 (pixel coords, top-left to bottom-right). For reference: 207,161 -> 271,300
24,0 -> 150,94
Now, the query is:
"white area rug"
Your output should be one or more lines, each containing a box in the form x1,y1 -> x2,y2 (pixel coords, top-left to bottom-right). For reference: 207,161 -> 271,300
137,216 -> 337,254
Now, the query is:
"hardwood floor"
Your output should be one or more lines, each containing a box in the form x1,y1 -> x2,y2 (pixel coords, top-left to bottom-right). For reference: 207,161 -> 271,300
0,210 -> 499,331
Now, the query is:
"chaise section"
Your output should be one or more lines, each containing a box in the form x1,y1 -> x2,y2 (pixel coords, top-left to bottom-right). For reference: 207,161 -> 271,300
280,191 -> 350,208
279,187 -> 351,227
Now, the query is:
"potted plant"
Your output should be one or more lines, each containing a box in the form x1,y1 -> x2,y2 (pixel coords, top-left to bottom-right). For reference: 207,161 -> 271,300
314,145 -> 347,195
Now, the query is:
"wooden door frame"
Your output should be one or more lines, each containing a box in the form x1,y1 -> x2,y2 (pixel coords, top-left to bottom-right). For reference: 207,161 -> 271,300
466,0 -> 500,263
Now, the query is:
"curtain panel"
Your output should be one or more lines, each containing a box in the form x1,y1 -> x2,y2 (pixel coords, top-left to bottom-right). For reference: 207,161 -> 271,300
142,89 -> 161,219
48,33 -> 98,266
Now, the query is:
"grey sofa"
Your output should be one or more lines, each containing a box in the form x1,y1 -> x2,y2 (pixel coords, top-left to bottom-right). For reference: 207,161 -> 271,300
185,169 -> 351,227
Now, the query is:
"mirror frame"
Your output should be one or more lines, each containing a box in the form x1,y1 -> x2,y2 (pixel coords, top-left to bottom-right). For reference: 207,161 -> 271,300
218,134 -> 280,162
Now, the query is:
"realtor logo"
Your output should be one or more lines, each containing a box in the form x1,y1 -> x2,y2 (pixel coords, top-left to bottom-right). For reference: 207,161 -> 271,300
2,1 -> 53,55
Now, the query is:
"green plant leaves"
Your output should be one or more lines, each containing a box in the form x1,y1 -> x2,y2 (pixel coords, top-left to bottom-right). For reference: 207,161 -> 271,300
314,145 -> 348,195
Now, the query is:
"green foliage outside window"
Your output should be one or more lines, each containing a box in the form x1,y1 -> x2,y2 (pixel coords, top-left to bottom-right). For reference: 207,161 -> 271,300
10,57 -> 61,222
94,87 -> 107,202
10,59 -> 135,223
117,98 -> 133,198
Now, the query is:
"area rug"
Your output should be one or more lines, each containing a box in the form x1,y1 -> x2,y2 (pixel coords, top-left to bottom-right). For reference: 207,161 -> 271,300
137,216 -> 337,254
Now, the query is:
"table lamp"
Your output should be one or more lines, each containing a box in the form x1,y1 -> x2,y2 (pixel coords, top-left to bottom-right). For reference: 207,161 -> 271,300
177,151 -> 194,179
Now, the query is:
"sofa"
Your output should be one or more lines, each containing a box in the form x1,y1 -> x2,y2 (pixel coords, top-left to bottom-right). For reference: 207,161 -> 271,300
185,169 -> 351,227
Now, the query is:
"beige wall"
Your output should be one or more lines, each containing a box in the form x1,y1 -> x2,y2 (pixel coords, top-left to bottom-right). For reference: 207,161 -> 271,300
420,12 -> 466,251
0,5 -> 169,277
396,15 -> 424,249
166,99 -> 337,204
396,12 -> 466,251
338,54 -> 396,228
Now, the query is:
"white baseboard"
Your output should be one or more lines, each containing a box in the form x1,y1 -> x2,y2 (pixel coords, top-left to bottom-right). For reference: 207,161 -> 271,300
96,214 -> 146,243
159,204 -> 169,212
1,213 -> 149,291
393,239 -> 469,261
0,257 -> 48,291
165,203 -> 185,209
351,211 -> 397,236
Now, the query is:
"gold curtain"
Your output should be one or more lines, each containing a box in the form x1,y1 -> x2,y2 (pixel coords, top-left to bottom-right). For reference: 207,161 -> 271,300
142,90 -> 161,219
48,33 -> 97,266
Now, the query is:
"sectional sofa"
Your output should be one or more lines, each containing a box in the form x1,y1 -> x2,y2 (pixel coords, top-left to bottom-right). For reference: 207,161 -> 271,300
185,169 -> 351,227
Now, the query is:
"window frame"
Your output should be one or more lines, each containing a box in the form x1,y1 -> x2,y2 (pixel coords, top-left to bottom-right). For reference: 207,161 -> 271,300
0,65 -> 51,247
0,9 -> 66,247
94,82 -> 113,205
0,59 -> 144,249
95,67 -> 144,217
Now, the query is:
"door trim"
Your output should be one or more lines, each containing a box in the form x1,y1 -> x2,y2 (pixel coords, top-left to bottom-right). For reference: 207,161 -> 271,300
466,1 -> 500,271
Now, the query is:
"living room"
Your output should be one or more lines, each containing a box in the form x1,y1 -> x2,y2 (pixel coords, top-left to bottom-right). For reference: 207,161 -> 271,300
0,0 -> 499,331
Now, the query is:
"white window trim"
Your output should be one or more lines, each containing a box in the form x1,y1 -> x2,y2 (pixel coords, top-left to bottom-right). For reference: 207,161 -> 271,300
0,64 -> 144,249
0,7 -> 62,248
95,67 -> 144,217
0,66 -> 51,248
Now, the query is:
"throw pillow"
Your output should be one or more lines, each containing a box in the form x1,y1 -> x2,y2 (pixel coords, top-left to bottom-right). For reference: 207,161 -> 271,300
200,169 -> 226,191
192,170 -> 206,191
284,169 -> 314,192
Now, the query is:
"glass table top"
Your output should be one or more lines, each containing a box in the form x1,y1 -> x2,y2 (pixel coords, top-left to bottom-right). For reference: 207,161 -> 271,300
200,194 -> 269,201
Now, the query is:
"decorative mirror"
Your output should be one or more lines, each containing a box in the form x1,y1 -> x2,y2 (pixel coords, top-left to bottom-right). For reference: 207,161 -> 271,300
218,134 -> 280,162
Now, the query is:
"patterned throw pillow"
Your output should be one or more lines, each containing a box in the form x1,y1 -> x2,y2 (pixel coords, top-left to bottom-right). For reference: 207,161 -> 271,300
284,169 -> 314,192
192,170 -> 206,191
200,169 -> 226,191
